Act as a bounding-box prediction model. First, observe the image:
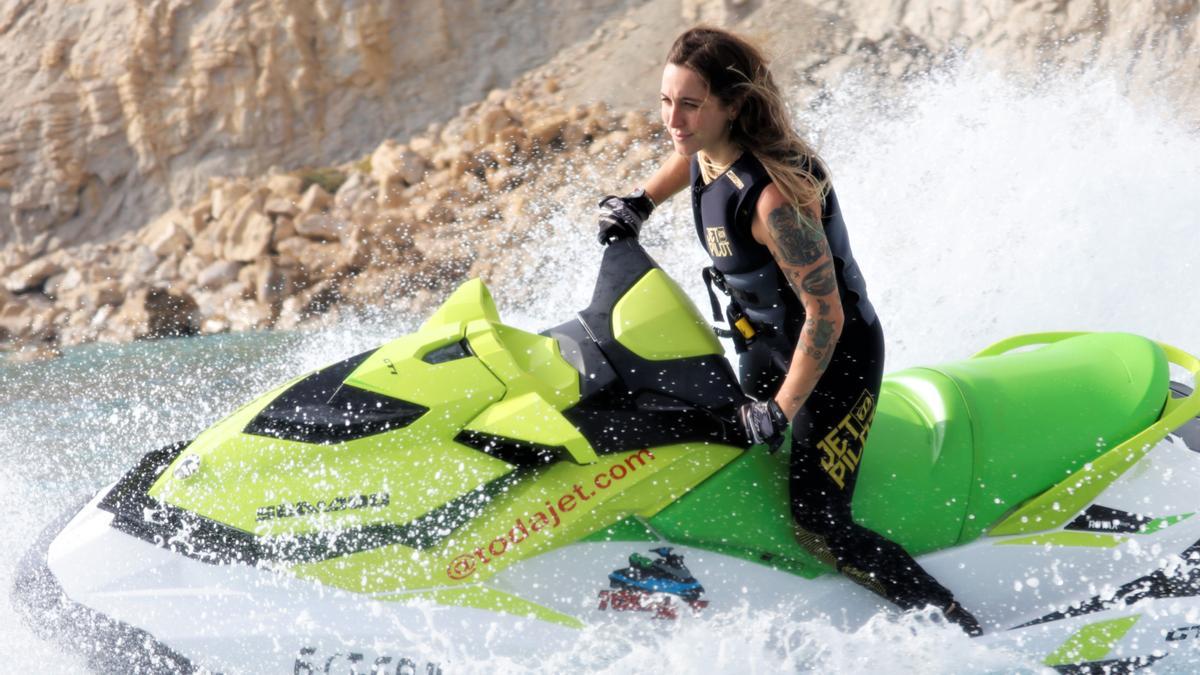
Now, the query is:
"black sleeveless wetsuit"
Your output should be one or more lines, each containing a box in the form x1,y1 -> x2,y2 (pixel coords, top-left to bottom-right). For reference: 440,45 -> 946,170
690,152 -> 956,611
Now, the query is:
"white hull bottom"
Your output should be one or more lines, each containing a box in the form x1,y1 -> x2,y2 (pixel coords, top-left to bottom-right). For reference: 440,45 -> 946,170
17,436 -> 1200,673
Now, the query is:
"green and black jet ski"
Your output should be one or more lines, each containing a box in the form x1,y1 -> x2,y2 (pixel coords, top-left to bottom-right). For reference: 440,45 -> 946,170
13,239 -> 1200,674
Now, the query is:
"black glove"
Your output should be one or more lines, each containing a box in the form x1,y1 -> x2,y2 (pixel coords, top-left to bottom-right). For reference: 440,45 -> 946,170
737,399 -> 789,452
597,189 -> 655,245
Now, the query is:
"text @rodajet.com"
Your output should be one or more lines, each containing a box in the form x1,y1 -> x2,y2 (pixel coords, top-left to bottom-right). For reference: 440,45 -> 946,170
446,449 -> 657,579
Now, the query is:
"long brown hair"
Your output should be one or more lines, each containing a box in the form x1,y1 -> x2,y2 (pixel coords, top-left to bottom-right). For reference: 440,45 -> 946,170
667,26 -> 827,215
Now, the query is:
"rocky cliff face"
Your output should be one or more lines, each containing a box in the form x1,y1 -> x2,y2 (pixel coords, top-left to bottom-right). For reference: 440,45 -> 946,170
0,0 -> 637,253
2,0 -> 1198,361
806,0 -> 1199,100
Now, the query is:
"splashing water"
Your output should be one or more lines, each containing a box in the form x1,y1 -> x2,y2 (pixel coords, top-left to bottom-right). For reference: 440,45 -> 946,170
2,58 -> 1198,672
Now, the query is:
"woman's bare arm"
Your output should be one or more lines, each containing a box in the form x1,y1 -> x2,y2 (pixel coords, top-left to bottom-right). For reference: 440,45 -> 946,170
750,184 -> 844,420
643,152 -> 692,206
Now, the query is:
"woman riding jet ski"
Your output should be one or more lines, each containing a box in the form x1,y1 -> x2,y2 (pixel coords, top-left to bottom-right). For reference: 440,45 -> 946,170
597,26 -> 979,634
13,227 -> 1200,673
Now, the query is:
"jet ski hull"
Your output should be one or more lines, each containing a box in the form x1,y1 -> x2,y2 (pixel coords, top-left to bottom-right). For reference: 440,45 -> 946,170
18,427 -> 1200,674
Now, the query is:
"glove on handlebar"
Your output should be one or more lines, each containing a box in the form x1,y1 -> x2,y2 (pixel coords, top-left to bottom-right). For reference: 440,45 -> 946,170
738,399 -> 789,452
597,190 -> 655,245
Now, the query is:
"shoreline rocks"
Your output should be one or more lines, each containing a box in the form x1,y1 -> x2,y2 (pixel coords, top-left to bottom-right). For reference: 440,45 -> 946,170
0,77 -> 667,361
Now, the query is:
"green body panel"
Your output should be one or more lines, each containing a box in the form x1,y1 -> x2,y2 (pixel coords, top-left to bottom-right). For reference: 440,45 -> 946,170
852,371 -> 975,551
581,516 -> 661,543
648,441 -> 822,577
611,268 -> 723,361
648,369 -> 976,576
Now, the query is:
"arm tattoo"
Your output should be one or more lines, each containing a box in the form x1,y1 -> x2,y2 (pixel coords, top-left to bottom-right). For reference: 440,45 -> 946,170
811,318 -> 835,349
803,318 -> 837,373
767,205 -> 828,266
817,345 -> 834,371
801,260 -> 837,295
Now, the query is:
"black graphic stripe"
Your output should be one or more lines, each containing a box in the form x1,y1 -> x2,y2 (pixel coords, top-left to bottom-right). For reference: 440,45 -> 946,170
1015,537 -> 1200,629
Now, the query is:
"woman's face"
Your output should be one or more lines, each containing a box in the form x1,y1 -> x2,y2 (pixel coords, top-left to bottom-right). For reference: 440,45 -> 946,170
660,63 -> 736,157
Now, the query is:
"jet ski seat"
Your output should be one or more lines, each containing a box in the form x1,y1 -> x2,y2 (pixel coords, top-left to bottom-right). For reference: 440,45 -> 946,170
853,332 -> 1170,551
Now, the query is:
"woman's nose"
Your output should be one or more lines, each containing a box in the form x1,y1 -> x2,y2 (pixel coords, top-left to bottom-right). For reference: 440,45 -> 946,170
667,105 -> 684,130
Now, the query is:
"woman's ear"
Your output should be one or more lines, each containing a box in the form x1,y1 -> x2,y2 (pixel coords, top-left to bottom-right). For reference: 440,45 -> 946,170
728,93 -> 748,120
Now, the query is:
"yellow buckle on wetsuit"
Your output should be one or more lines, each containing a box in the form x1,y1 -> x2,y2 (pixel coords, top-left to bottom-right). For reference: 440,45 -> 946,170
733,315 -> 756,340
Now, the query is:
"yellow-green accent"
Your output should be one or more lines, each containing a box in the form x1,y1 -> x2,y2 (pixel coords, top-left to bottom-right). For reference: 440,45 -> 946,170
611,268 -> 722,361
464,391 -> 596,464
421,278 -> 500,329
988,334 -> 1200,536
376,586 -> 584,629
1044,615 -> 1140,666
465,321 -> 580,410
994,532 -> 1126,548
463,317 -> 594,463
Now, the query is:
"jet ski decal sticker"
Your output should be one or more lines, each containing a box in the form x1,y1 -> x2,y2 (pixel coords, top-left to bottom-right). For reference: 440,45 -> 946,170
1064,504 -> 1194,535
598,547 -> 709,619
294,647 -> 442,675
1166,624 -> 1200,641
256,492 -> 390,521
446,450 -> 659,580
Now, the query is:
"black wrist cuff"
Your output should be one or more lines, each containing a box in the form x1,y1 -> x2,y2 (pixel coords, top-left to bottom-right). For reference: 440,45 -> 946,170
624,189 -> 656,220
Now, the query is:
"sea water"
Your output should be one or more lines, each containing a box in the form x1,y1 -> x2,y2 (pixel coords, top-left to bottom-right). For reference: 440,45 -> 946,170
3,57 -> 1198,673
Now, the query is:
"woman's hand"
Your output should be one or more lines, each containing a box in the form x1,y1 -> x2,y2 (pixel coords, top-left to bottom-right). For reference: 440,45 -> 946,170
596,191 -> 654,244
599,153 -> 691,244
737,398 -> 789,451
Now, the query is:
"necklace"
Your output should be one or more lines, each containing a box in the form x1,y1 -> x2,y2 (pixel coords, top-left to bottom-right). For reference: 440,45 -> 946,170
698,149 -> 742,185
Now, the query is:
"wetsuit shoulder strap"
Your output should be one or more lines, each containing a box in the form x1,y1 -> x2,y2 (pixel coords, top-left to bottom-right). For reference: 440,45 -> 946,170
729,155 -> 771,232
700,267 -> 726,323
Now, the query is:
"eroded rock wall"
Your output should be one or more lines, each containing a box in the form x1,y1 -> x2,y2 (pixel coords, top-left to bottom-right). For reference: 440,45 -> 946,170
0,0 -> 639,253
